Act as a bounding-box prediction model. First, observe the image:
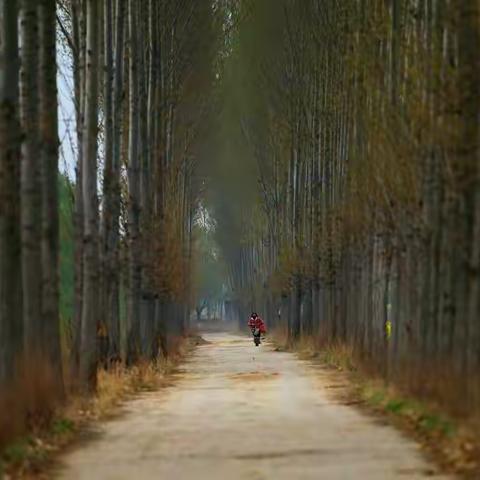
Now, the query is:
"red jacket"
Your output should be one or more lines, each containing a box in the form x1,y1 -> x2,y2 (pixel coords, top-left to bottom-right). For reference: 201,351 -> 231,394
248,316 -> 266,334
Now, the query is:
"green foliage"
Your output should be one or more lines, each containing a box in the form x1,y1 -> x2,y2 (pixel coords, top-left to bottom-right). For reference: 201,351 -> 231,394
385,399 -> 408,414
59,174 -> 74,332
1,417 -> 75,472
363,386 -> 456,437
2,436 -> 34,465
368,391 -> 386,406
418,414 -> 455,436
51,417 -> 75,436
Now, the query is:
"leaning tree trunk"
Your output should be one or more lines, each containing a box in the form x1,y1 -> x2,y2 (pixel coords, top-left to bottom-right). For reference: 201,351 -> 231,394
19,0 -> 43,358
0,0 -> 22,386
39,0 -> 64,395
79,0 -> 100,392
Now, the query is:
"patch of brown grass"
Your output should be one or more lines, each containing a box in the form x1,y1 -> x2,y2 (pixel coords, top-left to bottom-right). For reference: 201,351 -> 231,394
270,328 -> 354,368
270,326 -> 290,351
319,342 -> 356,372
0,390 -> 24,455
58,360 -> 168,425
0,359 -> 62,452
1,334 -> 200,478
270,332 -> 480,478
67,335 -> 200,422
359,380 -> 480,477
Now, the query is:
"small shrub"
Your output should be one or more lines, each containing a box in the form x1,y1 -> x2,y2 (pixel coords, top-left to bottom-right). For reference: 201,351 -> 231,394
51,418 -> 75,436
385,399 -> 408,414
418,414 -> 454,436
365,389 -> 386,406
2,438 -> 32,466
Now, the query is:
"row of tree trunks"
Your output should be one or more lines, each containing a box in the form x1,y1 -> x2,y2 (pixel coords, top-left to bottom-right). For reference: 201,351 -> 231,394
0,0 -> 63,394
0,0 -> 220,395
216,0 -> 480,413
64,0 -> 217,388
39,0 -> 63,389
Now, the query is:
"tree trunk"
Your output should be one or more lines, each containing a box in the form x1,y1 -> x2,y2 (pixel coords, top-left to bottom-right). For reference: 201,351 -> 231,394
20,0 -> 42,357
79,0 -> 100,392
126,0 -> 141,365
100,0 -> 114,362
39,0 -> 63,394
70,0 -> 85,383
0,0 -> 22,386
458,0 -> 480,403
105,0 -> 126,361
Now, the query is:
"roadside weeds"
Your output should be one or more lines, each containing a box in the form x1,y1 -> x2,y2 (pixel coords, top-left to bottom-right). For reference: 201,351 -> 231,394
0,335 -> 201,480
271,332 -> 480,479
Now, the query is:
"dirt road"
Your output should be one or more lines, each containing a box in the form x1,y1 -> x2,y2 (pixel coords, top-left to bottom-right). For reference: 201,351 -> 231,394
57,333 -> 451,479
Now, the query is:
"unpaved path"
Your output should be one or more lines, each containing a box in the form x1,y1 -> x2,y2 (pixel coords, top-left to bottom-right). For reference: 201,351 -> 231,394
57,333 -> 451,479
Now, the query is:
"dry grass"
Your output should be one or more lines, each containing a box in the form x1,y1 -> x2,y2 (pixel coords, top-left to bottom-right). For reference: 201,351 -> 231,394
269,329 -> 480,478
0,359 -> 66,478
0,359 -> 62,452
68,335 -> 199,422
359,381 -> 480,477
319,343 -> 356,372
271,327 -> 355,371
270,325 -> 290,350
1,334 -> 199,479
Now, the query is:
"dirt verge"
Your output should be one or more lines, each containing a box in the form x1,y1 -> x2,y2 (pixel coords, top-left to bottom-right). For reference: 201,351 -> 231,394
277,339 -> 480,479
0,335 -> 200,480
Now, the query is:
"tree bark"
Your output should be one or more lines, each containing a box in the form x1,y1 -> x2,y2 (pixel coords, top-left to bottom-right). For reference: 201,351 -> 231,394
39,0 -> 63,394
79,0 -> 100,392
126,0 -> 141,365
105,0 -> 126,361
20,0 -> 42,357
70,0 -> 85,383
0,0 -> 22,386
100,0 -> 114,362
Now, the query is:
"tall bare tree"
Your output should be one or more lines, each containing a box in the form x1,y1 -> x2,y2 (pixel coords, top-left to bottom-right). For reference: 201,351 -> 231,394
100,0 -> 114,363
68,0 -> 86,382
39,0 -> 63,393
0,0 -> 22,385
19,0 -> 42,357
79,0 -> 100,391
126,0 -> 141,364
101,0 -> 125,362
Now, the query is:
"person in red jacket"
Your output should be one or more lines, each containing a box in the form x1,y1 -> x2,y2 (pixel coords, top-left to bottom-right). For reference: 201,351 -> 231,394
248,312 -> 267,334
